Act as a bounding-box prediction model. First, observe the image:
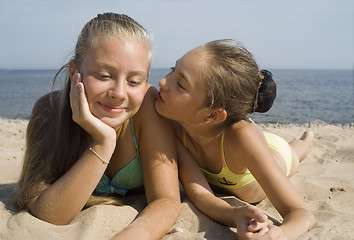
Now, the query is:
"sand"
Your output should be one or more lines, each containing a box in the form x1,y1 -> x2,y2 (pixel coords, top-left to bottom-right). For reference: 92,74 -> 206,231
0,117 -> 353,239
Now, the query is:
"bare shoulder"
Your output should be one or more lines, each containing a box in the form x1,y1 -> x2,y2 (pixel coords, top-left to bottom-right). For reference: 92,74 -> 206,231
133,84 -> 175,141
227,120 -> 265,146
172,121 -> 183,141
225,121 -> 269,167
134,84 -> 160,126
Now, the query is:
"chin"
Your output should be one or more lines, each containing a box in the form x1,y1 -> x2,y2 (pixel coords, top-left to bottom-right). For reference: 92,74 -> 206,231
100,116 -> 127,129
155,103 -> 166,118
156,109 -> 174,121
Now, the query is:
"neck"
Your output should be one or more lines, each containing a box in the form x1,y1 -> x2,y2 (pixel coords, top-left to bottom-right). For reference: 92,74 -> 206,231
115,120 -> 128,140
180,121 -> 223,146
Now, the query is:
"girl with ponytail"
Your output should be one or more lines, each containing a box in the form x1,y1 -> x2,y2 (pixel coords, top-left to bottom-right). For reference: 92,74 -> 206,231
156,39 -> 316,239
16,13 -> 180,239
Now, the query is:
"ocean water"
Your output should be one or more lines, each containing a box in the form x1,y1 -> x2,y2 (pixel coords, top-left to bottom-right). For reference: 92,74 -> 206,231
0,68 -> 353,124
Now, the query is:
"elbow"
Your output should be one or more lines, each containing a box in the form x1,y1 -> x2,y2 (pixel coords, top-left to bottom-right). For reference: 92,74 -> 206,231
290,207 -> 317,232
49,217 -> 74,226
167,197 -> 181,220
49,220 -> 73,226
30,205 -> 74,226
300,207 -> 316,231
307,211 -> 317,230
155,196 -> 181,221
32,210 -> 74,226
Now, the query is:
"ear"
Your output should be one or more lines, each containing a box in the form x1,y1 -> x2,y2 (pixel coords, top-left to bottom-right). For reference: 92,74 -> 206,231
68,60 -> 77,81
205,108 -> 227,124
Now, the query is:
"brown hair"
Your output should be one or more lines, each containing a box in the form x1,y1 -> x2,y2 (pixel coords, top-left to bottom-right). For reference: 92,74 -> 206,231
200,39 -> 276,127
16,13 -> 152,209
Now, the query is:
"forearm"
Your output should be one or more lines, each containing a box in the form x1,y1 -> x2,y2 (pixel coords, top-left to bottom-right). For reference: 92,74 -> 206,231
31,145 -> 114,225
280,208 -> 316,240
188,187 -> 240,227
112,197 -> 180,240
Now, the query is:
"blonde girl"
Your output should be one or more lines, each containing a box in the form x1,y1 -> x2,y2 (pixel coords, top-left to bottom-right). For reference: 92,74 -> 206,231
16,13 -> 180,239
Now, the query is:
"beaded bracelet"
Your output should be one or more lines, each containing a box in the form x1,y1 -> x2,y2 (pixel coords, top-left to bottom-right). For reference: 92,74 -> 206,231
89,147 -> 110,164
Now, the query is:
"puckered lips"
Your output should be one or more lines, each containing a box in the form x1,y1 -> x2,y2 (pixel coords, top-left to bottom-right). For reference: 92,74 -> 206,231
156,92 -> 165,103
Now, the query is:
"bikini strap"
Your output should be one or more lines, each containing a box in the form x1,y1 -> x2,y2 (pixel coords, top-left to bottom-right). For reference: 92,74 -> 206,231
129,118 -> 139,152
220,132 -> 227,167
182,128 -> 187,147
247,115 -> 255,123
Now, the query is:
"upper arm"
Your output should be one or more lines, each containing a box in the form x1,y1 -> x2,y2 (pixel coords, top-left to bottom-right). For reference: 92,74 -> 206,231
230,126 -> 306,216
135,86 -> 179,203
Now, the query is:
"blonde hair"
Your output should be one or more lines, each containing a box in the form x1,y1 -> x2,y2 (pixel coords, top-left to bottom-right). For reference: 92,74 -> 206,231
16,13 -> 152,209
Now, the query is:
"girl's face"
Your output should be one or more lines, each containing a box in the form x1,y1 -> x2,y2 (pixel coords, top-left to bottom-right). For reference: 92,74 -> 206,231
155,47 -> 209,124
78,36 -> 150,129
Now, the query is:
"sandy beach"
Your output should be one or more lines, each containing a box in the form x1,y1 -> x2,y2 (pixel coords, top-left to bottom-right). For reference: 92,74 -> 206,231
0,117 -> 353,239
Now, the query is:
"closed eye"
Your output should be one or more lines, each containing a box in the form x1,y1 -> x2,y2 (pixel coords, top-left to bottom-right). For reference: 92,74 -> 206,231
127,79 -> 142,86
95,73 -> 111,80
178,82 -> 186,90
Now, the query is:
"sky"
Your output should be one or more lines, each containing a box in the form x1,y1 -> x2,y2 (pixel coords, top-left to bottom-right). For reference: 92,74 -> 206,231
0,0 -> 353,70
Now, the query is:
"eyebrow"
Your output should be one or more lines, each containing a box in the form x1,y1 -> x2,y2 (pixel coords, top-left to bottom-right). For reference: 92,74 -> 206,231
96,63 -> 148,78
127,71 -> 148,79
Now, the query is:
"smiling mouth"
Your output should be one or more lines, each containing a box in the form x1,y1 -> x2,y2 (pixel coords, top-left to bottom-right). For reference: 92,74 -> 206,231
99,102 -> 126,113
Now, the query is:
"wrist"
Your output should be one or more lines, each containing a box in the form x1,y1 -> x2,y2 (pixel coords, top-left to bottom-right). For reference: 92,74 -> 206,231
89,147 -> 110,164
91,134 -> 116,150
231,206 -> 243,227
88,142 -> 116,164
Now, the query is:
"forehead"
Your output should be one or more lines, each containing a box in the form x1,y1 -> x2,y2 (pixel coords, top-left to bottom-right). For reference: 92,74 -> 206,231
83,36 -> 151,70
180,47 -> 206,65
91,36 -> 151,56
178,47 -> 207,82
178,47 -> 209,106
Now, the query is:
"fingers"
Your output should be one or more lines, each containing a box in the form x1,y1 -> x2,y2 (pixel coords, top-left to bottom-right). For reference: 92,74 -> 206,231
75,73 -> 89,113
248,219 -> 270,232
257,225 -> 269,235
68,71 -> 117,145
70,71 -> 81,102
70,71 -> 88,124
70,70 -> 81,91
242,205 -> 270,235
244,223 -> 272,239
245,205 -> 268,223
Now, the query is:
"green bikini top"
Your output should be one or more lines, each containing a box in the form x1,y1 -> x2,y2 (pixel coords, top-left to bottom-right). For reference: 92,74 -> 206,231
94,118 -> 143,196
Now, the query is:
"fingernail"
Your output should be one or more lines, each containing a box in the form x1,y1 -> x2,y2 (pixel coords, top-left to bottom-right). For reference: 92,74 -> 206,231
250,220 -> 257,227
258,213 -> 268,221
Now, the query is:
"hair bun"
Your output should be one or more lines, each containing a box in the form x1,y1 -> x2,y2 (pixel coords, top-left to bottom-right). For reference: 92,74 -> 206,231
256,69 -> 277,113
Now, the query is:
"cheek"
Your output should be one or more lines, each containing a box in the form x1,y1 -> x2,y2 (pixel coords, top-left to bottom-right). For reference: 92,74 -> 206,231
128,87 -> 147,108
82,80 -> 104,102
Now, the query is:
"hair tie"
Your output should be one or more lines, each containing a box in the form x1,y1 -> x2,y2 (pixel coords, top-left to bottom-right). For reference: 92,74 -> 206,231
258,70 -> 273,94
255,69 -> 277,113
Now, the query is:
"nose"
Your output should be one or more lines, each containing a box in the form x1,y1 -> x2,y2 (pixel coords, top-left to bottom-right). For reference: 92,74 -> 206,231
159,77 -> 168,90
109,80 -> 127,100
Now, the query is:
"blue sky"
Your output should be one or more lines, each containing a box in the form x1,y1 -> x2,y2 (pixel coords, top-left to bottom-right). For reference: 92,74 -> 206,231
0,0 -> 352,70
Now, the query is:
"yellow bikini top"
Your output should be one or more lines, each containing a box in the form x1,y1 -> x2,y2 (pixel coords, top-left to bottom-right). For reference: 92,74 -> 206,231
182,129 -> 256,189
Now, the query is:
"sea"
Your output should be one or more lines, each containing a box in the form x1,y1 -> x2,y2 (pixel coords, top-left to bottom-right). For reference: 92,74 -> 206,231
0,68 -> 353,125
